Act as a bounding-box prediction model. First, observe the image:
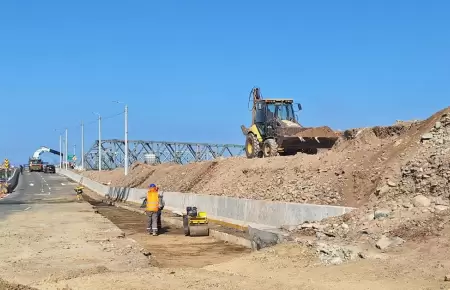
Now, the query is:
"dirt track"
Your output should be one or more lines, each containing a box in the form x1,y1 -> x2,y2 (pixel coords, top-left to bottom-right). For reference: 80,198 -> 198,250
0,190 -> 448,289
84,195 -> 250,268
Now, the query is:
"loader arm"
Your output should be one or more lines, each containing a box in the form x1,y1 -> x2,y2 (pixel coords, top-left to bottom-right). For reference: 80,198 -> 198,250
240,125 -> 249,136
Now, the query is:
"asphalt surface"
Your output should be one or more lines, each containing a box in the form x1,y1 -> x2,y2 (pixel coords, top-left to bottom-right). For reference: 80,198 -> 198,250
0,171 -> 78,218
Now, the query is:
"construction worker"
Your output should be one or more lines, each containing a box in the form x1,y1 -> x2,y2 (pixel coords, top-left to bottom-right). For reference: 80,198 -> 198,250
143,184 -> 162,236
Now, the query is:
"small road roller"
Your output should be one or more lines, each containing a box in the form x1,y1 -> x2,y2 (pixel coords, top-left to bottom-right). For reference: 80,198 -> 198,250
183,206 -> 209,236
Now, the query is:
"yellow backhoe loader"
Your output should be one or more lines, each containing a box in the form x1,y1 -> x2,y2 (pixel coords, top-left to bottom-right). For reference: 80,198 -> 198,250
241,87 -> 338,158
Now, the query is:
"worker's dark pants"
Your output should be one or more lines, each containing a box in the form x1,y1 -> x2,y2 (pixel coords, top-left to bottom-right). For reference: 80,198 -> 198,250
146,211 -> 158,232
157,209 -> 162,230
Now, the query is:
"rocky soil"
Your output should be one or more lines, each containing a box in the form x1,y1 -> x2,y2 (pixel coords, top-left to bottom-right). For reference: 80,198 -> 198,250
0,278 -> 37,290
291,110 -> 450,264
81,107 -> 449,209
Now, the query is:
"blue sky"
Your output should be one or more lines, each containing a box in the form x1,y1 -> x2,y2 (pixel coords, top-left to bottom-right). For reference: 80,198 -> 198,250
0,0 -> 449,164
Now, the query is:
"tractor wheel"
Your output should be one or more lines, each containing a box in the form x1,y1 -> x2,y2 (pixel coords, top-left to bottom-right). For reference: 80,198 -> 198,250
245,133 -> 261,159
263,139 -> 279,157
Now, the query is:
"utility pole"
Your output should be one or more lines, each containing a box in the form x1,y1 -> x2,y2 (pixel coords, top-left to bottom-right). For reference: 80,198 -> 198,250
93,112 -> 102,171
99,115 -> 102,171
113,101 -> 129,176
81,121 -> 84,170
59,134 -> 62,168
124,104 -> 128,176
65,128 -> 68,170
93,113 -> 102,171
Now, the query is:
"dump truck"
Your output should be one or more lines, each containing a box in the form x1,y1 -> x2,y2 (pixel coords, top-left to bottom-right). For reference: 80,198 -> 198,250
241,87 -> 338,158
29,157 -> 44,172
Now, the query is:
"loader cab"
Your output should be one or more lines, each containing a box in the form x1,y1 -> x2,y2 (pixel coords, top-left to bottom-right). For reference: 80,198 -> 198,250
254,100 -> 299,137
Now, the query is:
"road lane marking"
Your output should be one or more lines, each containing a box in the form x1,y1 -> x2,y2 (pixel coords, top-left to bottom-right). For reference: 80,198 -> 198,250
38,175 -> 51,195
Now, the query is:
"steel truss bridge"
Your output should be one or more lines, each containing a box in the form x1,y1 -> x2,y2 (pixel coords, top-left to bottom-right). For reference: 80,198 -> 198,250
83,139 -> 245,170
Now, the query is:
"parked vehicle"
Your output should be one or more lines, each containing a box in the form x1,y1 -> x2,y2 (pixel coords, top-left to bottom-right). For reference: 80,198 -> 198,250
44,164 -> 56,173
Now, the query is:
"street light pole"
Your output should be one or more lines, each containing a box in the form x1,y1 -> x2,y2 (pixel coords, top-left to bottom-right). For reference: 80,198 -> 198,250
65,128 -> 68,170
93,112 -> 102,171
124,104 -> 128,176
113,101 -> 128,176
81,121 -> 84,170
59,134 -> 62,168
54,129 -> 63,169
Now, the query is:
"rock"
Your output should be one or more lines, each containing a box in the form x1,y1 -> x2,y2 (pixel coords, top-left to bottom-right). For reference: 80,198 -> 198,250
375,236 -> 405,250
445,274 -> 450,281
376,236 -> 392,250
329,257 -> 343,265
281,225 -> 297,231
390,237 -> 405,247
366,212 -> 375,221
413,195 -> 431,207
358,252 -> 367,259
435,205 -> 449,211
341,223 -> 349,229
387,181 -> 396,187
434,196 -> 450,206
249,226 -> 283,250
298,223 -> 314,229
376,185 -> 390,196
421,133 -> 433,140
374,209 -> 390,219
435,121 -> 442,129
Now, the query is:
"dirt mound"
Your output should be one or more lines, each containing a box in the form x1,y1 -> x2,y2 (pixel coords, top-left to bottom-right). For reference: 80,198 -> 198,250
291,109 -> 450,262
0,279 -> 37,290
81,107 -> 449,209
295,126 -> 338,138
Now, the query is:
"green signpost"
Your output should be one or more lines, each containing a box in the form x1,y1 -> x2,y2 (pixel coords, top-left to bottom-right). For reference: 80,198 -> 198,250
67,155 -> 76,161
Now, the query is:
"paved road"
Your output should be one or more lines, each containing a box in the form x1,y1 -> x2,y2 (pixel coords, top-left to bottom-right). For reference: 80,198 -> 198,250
0,171 -> 78,218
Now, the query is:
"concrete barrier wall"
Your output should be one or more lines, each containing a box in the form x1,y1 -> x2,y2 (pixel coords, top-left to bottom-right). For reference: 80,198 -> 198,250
7,169 -> 19,193
59,169 -> 354,228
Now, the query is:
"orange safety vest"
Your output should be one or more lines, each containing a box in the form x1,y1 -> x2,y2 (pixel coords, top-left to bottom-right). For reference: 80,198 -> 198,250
146,190 -> 159,212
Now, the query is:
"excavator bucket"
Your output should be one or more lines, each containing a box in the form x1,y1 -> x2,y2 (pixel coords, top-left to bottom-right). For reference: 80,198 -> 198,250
277,125 -> 339,154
